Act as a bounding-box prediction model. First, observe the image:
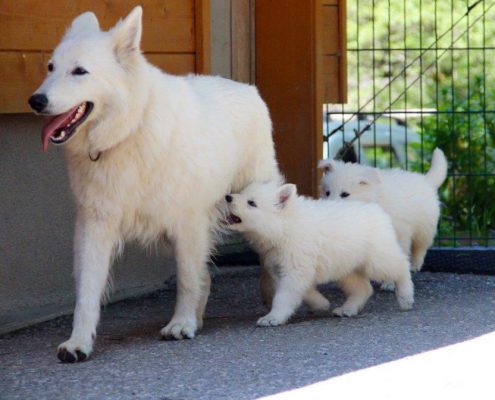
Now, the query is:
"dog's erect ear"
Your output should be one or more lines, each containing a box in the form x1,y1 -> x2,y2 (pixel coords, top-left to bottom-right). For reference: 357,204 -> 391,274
318,159 -> 334,174
112,6 -> 143,63
277,184 -> 297,209
359,169 -> 381,186
65,12 -> 100,38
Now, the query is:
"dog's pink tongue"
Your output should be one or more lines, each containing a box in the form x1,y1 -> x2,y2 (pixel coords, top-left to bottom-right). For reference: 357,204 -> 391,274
41,106 -> 78,152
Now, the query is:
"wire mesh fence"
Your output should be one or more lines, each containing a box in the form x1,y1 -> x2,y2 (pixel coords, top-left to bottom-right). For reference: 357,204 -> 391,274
324,0 -> 495,248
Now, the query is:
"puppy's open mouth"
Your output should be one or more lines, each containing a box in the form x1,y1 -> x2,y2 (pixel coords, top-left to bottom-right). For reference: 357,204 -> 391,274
41,101 -> 94,151
226,214 -> 242,224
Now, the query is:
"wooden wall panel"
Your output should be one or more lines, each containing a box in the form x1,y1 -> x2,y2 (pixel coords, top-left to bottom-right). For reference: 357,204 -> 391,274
322,55 -> 341,103
0,0 -> 210,113
256,0 -> 346,196
210,0 -> 231,78
256,0 -> 322,197
322,5 -> 339,54
231,0 -> 251,83
210,0 -> 254,83
0,0 -> 195,53
321,0 -> 347,103
194,0 -> 211,74
140,54 -> 196,76
0,52 -> 49,114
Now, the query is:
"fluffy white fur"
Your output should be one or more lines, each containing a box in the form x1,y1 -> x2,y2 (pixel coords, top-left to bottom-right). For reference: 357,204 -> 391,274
319,148 -> 448,275
226,182 -> 414,326
31,7 -> 280,361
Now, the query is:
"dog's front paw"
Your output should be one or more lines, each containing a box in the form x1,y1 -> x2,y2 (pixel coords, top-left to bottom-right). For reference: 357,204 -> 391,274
397,296 -> 414,311
57,338 -> 93,363
332,306 -> 358,318
257,313 -> 287,327
410,263 -> 422,272
160,317 -> 198,340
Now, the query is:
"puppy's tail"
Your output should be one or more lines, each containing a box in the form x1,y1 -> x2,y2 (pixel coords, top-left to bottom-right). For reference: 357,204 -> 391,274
425,148 -> 448,189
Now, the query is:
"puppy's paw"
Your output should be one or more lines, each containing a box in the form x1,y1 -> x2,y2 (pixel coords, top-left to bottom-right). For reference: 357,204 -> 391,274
410,263 -> 422,273
332,306 -> 358,318
257,313 -> 287,327
307,297 -> 331,312
304,291 -> 331,312
57,338 -> 93,363
160,316 -> 198,340
398,296 -> 414,311
380,281 -> 396,292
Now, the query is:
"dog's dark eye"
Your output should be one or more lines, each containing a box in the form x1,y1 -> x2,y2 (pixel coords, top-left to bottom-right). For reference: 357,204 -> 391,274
72,67 -> 89,76
326,191 -> 330,197
340,192 -> 350,198
48,63 -> 54,72
247,200 -> 257,208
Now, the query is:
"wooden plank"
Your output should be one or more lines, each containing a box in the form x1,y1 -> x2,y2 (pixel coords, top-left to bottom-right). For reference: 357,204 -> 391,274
320,0 -> 347,103
145,53 -> 196,75
0,0 -> 195,53
314,0 -> 324,169
0,51 -> 49,113
0,51 -> 196,113
249,0 -> 256,83
256,0 -> 322,197
231,0 -> 251,83
322,55 -> 340,103
322,5 -> 339,55
210,0 -> 231,78
322,0 -> 338,4
338,0 -> 347,103
194,0 -> 210,74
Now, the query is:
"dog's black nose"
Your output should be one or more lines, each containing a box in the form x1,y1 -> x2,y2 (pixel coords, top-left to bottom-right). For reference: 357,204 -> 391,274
225,195 -> 233,203
28,93 -> 48,112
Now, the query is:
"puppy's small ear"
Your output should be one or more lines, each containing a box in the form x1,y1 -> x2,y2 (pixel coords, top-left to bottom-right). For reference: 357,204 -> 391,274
112,6 -> 143,63
318,159 -> 333,174
277,184 -> 297,209
65,12 -> 100,38
359,169 -> 381,185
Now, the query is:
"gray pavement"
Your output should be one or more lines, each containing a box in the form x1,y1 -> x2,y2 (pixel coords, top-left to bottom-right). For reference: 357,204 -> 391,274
2,267 -> 495,400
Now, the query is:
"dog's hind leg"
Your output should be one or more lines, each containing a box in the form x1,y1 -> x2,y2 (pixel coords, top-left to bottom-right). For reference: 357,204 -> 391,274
57,215 -> 117,363
161,218 -> 212,340
394,266 -> 415,311
303,287 -> 330,311
380,226 -> 412,291
333,272 -> 373,317
410,230 -> 434,272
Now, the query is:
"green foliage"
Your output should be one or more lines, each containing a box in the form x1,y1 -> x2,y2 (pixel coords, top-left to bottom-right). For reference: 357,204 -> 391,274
412,76 -> 495,246
340,0 -> 495,246
346,0 -> 495,113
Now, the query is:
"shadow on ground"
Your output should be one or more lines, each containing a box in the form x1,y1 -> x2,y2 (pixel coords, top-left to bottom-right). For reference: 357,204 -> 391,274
2,267 -> 495,400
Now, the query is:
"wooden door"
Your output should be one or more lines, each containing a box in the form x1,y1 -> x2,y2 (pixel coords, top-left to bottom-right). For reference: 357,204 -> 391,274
255,0 -> 346,196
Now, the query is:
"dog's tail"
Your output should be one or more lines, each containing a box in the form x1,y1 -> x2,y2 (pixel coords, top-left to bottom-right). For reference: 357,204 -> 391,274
425,148 -> 448,189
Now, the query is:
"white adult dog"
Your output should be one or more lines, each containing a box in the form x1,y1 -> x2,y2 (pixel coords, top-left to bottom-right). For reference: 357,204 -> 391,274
319,148 -> 448,274
28,7 -> 280,362
225,182 -> 414,326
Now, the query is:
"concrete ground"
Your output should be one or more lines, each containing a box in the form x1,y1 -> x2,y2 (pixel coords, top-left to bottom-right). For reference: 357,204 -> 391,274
2,267 -> 495,400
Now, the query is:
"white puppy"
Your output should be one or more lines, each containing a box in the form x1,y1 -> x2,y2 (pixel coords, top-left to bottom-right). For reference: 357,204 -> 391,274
319,148 -> 447,273
225,182 -> 414,326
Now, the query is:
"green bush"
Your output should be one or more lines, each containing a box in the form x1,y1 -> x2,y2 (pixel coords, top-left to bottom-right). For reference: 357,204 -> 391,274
340,0 -> 495,247
411,76 -> 495,246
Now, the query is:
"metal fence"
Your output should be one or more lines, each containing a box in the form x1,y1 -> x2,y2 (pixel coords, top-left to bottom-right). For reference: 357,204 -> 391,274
324,0 -> 495,249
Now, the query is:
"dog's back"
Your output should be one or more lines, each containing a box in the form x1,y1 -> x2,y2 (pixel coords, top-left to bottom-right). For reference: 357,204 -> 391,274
279,197 -> 400,281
